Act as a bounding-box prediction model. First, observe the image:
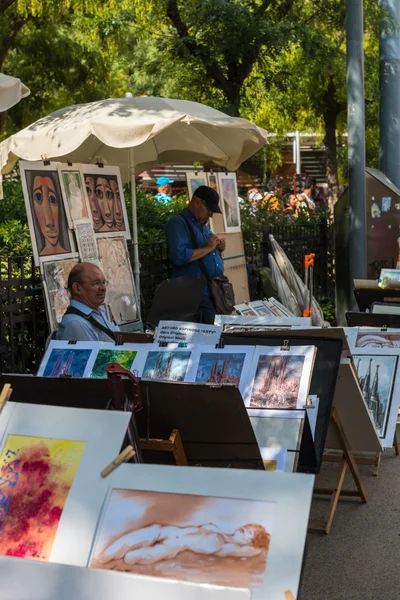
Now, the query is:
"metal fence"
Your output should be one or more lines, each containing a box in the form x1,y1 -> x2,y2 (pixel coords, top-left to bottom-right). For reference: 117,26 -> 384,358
0,223 -> 335,374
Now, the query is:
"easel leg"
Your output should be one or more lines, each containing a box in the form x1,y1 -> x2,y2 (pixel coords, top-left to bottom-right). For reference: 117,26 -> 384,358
373,452 -> 381,476
309,458 -> 347,534
393,428 -> 400,456
169,429 -> 188,466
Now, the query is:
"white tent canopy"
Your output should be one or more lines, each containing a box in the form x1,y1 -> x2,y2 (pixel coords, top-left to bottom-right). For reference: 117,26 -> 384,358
0,96 -> 268,315
0,96 -> 268,179
0,73 -> 30,112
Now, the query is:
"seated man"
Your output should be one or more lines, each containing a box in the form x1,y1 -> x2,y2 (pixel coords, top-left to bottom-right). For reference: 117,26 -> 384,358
165,185 -> 225,325
56,262 -> 120,342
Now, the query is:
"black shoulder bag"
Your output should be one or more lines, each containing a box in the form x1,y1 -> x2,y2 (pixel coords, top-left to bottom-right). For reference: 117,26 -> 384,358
65,306 -> 117,342
180,213 -> 235,315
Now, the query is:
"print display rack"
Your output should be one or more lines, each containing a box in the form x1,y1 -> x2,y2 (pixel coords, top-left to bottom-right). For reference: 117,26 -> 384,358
0,374 -> 264,470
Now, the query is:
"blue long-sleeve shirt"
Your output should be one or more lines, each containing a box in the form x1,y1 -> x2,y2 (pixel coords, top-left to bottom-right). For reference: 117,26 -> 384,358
165,208 -> 224,295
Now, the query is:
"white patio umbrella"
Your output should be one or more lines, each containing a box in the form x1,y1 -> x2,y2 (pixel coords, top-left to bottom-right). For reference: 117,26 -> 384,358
0,73 -> 30,112
0,96 -> 268,307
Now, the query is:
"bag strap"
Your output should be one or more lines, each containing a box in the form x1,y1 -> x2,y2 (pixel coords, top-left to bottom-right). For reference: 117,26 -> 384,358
179,212 -> 211,282
65,306 -> 117,342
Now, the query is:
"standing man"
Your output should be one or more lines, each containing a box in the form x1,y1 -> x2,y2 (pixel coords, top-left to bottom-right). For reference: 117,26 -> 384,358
155,176 -> 174,204
165,185 -> 225,324
56,262 -> 120,341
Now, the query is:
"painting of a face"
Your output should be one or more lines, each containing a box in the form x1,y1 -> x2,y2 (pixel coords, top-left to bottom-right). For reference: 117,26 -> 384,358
32,175 -> 61,249
85,176 -> 102,230
96,177 -> 114,229
109,178 -> 123,229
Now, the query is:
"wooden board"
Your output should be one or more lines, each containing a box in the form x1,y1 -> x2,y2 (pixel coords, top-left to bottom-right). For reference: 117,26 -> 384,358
325,361 -> 382,453
224,256 -> 249,304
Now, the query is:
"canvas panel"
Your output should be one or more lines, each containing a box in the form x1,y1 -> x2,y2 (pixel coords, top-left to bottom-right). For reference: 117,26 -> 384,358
20,161 -> 77,266
41,257 -> 79,332
82,165 -> 131,239
89,463 -> 314,600
185,345 -> 255,396
97,236 -> 138,324
0,555 -> 251,600
0,402 -> 130,567
217,173 -> 241,233
244,346 -> 316,409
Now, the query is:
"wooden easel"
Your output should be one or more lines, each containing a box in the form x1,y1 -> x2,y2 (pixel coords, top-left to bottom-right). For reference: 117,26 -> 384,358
309,407 -> 368,534
140,428 -> 188,466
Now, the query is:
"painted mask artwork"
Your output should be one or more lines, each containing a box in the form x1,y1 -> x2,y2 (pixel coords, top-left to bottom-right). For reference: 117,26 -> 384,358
0,435 -> 86,561
84,173 -> 126,234
90,489 -> 275,589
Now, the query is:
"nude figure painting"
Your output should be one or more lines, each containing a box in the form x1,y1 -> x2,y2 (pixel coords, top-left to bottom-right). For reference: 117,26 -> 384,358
90,489 -> 275,589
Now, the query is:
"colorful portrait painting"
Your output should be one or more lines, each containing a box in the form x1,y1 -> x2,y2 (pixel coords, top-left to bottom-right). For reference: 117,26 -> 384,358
42,258 -> 79,331
42,348 -> 92,377
250,355 -> 305,409
20,162 -> 75,265
0,435 -> 86,561
142,351 -> 191,381
354,355 -> 397,438
90,489 -> 275,589
83,167 -> 128,236
90,349 -> 138,378
195,353 -> 246,386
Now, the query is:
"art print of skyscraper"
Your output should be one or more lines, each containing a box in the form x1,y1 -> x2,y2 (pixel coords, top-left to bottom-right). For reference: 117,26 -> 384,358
43,349 -> 92,378
196,353 -> 246,385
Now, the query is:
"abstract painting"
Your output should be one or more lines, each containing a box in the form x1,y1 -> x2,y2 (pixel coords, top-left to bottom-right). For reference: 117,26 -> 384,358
58,166 -> 89,226
90,349 -> 138,378
83,165 -> 130,237
42,257 -> 79,331
20,161 -> 75,266
74,219 -> 98,262
90,489 -> 275,589
186,172 -> 207,199
42,348 -> 92,377
142,351 -> 191,381
354,355 -> 398,437
0,434 -> 86,561
97,236 -> 138,324
195,352 -> 246,386
218,173 -> 241,233
355,333 -> 400,348
250,355 -> 304,409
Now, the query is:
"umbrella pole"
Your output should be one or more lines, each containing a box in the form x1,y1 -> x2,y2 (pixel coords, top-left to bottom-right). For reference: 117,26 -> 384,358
129,147 -> 141,321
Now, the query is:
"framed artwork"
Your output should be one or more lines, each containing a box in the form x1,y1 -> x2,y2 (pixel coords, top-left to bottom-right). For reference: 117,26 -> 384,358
88,463 -> 314,600
20,161 -> 76,266
186,171 -> 207,199
244,346 -> 316,409
97,235 -> 138,324
268,298 -> 294,318
217,172 -> 241,233
141,345 -> 198,382
353,354 -> 399,445
41,256 -> 79,332
186,345 -> 255,396
74,218 -> 99,262
248,301 -> 276,317
0,402 -> 130,566
58,164 -> 90,227
234,303 -> 258,316
82,165 -> 130,239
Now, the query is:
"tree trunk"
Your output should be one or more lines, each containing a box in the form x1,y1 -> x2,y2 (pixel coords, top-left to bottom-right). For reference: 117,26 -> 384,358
322,75 -> 342,208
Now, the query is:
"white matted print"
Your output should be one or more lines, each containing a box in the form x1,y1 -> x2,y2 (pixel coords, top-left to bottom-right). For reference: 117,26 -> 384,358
244,346 -> 316,409
248,301 -> 276,317
186,345 -> 255,396
234,303 -> 258,316
141,345 -> 199,382
354,329 -> 400,349
37,340 -> 97,377
41,256 -> 79,331
84,342 -> 153,379
186,171 -> 207,199
20,161 -> 76,266
97,235 -> 138,324
89,463 -> 314,600
82,165 -> 130,239
58,164 -> 90,227
0,402 -> 130,567
353,354 -> 400,447
217,172 -> 241,233
74,218 -> 98,262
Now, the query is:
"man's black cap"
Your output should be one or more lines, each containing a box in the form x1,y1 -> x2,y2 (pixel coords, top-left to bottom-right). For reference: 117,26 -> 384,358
193,185 -> 222,214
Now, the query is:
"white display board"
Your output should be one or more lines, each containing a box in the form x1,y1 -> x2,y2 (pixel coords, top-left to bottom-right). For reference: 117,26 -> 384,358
155,321 -> 222,346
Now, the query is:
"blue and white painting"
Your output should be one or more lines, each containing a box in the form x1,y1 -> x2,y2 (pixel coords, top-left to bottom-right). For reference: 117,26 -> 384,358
43,348 -> 92,378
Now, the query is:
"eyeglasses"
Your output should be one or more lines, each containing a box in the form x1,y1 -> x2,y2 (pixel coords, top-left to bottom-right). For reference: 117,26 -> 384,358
78,279 -> 108,288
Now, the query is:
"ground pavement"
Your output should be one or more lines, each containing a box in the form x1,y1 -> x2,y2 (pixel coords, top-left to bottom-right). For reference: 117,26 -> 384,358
300,441 -> 400,600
